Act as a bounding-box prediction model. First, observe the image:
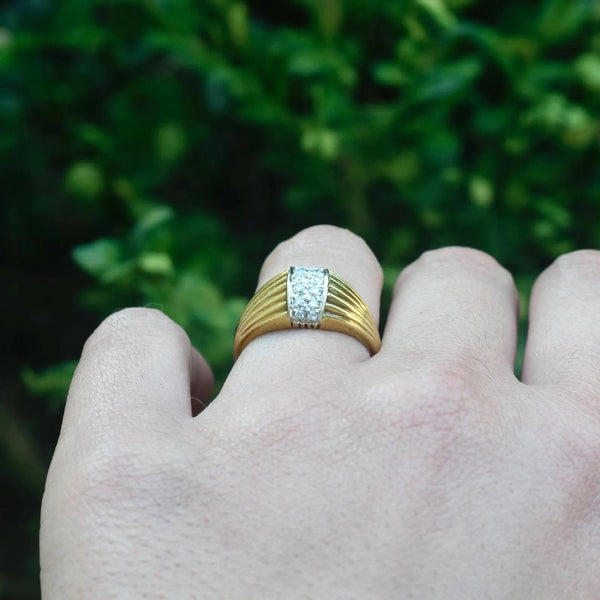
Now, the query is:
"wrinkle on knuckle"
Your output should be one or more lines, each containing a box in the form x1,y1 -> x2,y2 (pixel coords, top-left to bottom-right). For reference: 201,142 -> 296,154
553,249 -> 600,270
80,310 -> 191,388
540,249 -> 600,290
356,371 -> 491,495
291,224 -> 366,251
420,245 -> 496,266
364,368 -> 482,442
84,307 -> 187,355
69,441 -> 186,514
72,342 -> 147,417
414,246 -> 513,285
261,225 -> 381,281
405,370 -> 477,435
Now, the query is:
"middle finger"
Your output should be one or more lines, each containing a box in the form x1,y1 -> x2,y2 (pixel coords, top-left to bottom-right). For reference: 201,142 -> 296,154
380,247 -> 519,379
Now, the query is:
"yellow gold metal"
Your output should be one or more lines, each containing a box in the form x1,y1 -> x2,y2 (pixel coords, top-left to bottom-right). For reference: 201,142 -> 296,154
233,268 -> 381,360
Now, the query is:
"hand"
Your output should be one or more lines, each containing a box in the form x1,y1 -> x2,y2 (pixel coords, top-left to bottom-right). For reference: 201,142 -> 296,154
40,225 -> 600,599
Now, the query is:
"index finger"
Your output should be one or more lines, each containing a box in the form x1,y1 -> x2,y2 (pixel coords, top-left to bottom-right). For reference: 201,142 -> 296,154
59,308 -> 213,445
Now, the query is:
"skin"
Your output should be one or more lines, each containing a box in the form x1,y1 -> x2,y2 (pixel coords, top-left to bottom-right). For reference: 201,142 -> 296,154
40,225 -> 600,599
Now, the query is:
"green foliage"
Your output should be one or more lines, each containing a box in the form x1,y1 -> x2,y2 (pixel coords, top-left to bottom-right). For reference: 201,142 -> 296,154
22,361 -> 79,414
2,0 -> 600,595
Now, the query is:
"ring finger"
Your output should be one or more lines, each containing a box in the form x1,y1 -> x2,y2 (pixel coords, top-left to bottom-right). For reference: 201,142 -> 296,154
234,225 -> 382,368
211,226 -> 382,416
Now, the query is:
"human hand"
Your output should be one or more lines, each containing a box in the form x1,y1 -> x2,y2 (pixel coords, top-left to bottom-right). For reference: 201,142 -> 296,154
40,226 -> 600,598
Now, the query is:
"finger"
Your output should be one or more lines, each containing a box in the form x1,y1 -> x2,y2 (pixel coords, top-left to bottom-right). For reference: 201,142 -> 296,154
381,247 -> 519,377
522,250 -> 600,390
60,308 -> 213,442
232,225 -> 383,370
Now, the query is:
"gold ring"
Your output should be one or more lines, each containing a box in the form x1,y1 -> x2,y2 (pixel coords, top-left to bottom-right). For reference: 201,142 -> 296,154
233,266 -> 381,360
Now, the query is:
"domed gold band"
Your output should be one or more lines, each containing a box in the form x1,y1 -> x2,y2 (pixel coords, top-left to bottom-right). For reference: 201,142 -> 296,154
233,267 -> 381,360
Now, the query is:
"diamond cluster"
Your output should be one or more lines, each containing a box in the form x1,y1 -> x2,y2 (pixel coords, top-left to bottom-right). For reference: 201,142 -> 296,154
287,266 -> 328,326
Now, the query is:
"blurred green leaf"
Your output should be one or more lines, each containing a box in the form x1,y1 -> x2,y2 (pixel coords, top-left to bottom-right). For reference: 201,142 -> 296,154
64,160 -> 105,203
413,57 -> 482,101
415,0 -> 457,29
538,0 -> 589,42
22,361 -> 78,413
155,122 -> 187,163
301,127 -> 341,160
373,62 -> 409,87
138,252 -> 174,275
133,204 -> 175,235
536,198 -> 572,228
469,175 -> 494,208
73,239 -> 122,280
574,53 -> 600,92
227,2 -> 249,46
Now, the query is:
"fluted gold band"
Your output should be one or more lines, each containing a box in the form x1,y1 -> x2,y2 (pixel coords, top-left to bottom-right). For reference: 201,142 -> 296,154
233,267 -> 381,360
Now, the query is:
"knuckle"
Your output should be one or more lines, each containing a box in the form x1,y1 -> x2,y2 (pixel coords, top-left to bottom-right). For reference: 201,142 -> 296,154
84,308 -> 187,354
534,250 -> 600,299
365,367 -> 482,441
271,225 -> 373,261
547,249 -> 600,276
291,224 -> 365,250
398,246 -> 513,291
101,307 -> 176,332
70,440 -> 186,511
408,368 -> 479,429
422,246 -> 509,276
261,224 -> 381,282
322,225 -> 372,249
357,369 -> 488,481
270,225 -> 357,259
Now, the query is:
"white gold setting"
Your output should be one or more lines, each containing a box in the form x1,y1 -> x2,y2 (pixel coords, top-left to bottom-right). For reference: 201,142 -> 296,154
287,266 -> 329,327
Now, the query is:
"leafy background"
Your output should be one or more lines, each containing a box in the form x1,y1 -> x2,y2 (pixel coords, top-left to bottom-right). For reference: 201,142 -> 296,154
2,0 -> 600,596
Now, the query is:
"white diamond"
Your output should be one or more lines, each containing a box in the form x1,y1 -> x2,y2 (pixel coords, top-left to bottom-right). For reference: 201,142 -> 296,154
288,266 -> 328,325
